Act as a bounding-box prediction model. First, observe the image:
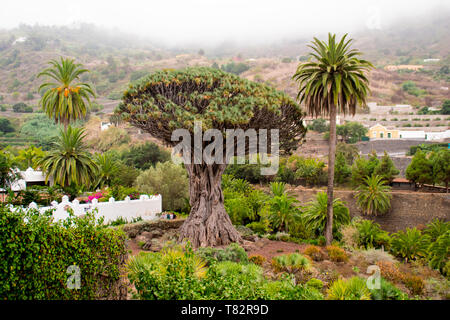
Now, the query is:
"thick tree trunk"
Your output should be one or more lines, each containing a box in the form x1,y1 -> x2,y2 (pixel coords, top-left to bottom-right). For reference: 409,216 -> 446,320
325,105 -> 337,246
178,163 -> 242,248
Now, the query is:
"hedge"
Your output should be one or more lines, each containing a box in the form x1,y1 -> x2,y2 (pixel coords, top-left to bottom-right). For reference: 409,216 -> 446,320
0,206 -> 127,300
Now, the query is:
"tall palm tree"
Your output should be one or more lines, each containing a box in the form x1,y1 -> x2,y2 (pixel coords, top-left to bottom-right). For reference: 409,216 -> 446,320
38,57 -> 95,128
293,33 -> 373,245
37,126 -> 98,187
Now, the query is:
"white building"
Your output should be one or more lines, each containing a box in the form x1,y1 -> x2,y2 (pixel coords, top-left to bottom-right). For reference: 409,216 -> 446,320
0,167 -> 52,192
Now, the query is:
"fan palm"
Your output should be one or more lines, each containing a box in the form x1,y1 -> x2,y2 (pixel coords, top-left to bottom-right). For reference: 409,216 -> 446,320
293,33 -> 373,244
38,57 -> 95,128
37,126 -> 98,187
355,174 -> 392,216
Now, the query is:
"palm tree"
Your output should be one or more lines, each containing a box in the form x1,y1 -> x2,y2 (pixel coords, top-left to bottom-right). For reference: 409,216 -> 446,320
94,153 -> 119,188
38,57 -> 95,128
293,33 -> 373,245
354,174 -> 392,216
301,191 -> 350,237
16,145 -> 45,169
37,126 -> 98,187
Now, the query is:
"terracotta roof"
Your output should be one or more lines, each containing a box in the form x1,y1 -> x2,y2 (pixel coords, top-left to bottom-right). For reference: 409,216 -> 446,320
392,178 -> 411,183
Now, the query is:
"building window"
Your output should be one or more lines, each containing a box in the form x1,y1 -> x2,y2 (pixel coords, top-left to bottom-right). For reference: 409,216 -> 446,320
380,132 -> 384,138
373,131 -> 377,138
388,132 -> 391,138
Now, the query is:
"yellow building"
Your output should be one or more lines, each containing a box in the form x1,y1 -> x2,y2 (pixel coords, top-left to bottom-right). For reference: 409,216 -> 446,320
368,124 -> 400,139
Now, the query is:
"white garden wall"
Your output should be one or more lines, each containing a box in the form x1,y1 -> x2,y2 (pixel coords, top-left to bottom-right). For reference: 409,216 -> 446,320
27,194 -> 162,223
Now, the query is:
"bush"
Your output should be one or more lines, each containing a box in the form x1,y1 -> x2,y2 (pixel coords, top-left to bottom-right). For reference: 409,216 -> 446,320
326,246 -> 349,262
355,219 -> 391,249
271,253 -> 311,273
370,278 -> 408,300
12,102 -> 33,113
327,277 -> 371,300
376,261 -> 404,283
391,228 -> 430,261
0,206 -> 127,299
128,245 -> 325,300
355,248 -> 396,265
128,245 -> 207,300
249,254 -> 266,266
121,142 -> 170,170
306,278 -> 324,290
403,274 -> 425,296
135,161 -> 189,211
195,243 -> 249,265
303,245 -> 325,261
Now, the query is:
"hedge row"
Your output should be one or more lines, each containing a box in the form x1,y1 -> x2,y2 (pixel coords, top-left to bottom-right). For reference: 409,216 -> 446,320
0,206 -> 127,299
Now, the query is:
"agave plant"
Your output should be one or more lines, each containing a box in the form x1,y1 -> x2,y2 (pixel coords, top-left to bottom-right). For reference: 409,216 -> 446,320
38,57 -> 95,128
301,191 -> 350,236
355,174 -> 392,216
37,126 -> 98,187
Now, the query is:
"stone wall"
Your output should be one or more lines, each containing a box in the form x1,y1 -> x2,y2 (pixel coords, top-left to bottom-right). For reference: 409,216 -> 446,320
289,187 -> 450,232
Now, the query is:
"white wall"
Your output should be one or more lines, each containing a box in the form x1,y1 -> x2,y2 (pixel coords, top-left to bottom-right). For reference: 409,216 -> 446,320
27,194 -> 162,224
399,130 -> 426,139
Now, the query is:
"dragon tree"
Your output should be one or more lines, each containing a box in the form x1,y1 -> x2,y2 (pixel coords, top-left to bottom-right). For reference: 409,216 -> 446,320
115,67 -> 306,247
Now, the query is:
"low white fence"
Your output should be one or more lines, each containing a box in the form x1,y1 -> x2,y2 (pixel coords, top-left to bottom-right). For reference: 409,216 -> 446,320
26,194 -> 162,223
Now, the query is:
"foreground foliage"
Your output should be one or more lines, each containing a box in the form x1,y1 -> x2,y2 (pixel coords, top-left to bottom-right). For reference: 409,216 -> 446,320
0,206 -> 127,299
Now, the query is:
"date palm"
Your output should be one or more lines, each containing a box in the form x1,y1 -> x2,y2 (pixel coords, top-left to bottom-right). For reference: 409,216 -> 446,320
38,126 -> 98,187
94,153 -> 119,188
355,174 -> 392,216
38,57 -> 95,128
293,33 -> 373,244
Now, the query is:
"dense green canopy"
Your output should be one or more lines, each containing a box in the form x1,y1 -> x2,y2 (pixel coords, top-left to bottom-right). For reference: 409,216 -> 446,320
116,67 -> 306,154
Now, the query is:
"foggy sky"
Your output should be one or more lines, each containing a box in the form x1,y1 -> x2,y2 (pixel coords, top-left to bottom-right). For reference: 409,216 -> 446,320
1,0 -> 449,46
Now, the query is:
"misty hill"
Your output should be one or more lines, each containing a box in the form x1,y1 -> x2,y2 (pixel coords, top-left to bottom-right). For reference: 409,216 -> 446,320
0,11 -> 449,119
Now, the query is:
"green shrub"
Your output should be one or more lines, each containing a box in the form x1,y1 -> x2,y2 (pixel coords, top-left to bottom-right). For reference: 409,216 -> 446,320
391,228 -> 430,262
355,219 -> 391,249
128,245 -> 207,300
260,278 -> 324,300
121,142 -> 171,170
327,277 -> 371,300
0,206 -> 127,299
306,278 -> 324,290
135,161 -> 189,211
271,253 -> 311,273
370,278 -> 408,300
195,243 -> 249,265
